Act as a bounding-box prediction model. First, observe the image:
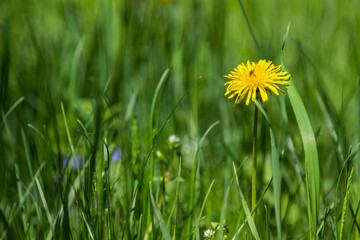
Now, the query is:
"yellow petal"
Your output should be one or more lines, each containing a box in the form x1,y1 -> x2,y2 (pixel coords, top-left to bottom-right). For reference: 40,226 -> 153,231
259,87 -> 268,102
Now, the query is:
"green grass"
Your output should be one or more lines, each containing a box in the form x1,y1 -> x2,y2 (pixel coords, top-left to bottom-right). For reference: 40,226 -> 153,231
1,0 -> 360,239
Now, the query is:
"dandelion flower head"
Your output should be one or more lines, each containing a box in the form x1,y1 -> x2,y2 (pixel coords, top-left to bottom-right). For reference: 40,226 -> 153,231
224,59 -> 290,105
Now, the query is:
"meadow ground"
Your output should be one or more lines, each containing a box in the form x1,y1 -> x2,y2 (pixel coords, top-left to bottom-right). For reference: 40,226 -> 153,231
1,0 -> 360,239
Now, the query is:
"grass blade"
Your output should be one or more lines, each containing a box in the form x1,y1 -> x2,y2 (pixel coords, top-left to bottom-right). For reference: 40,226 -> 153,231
61,102 -> 75,158
232,162 -> 260,240
81,212 -> 95,240
149,68 -> 172,191
192,179 -> 215,240
254,100 -> 282,240
339,167 -> 354,240
217,175 -> 234,240
166,158 -> 182,238
35,176 -> 54,235
149,183 -> 171,240
282,23 -> 320,239
9,163 -> 45,224
236,0 -> 263,58
0,208 -> 18,240
0,96 -> 25,130
187,121 -> 220,235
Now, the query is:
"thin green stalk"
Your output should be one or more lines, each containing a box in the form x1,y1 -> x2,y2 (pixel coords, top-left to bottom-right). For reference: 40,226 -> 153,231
252,105 -> 258,215
149,68 -> 171,192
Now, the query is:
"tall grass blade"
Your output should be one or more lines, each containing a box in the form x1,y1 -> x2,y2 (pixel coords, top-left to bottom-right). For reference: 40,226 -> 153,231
232,162 -> 260,240
281,23 -> 320,239
82,212 -> 95,240
166,158 -> 182,238
35,177 -> 54,235
21,129 -> 34,178
0,208 -> 18,240
0,96 -> 25,130
339,167 -> 354,240
192,179 -> 215,240
149,68 -> 172,191
9,163 -> 45,224
149,183 -> 172,240
61,102 -> 75,158
187,121 -> 220,235
217,176 -> 234,240
254,100 -> 282,240
236,0 -> 263,58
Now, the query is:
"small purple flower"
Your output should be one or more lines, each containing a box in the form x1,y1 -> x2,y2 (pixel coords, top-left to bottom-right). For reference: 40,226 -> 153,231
63,156 -> 82,170
111,147 -> 121,162
94,194 -> 97,209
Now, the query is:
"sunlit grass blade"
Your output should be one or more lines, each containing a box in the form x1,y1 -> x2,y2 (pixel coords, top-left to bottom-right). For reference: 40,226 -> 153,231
35,177 -> 54,235
232,162 -> 260,240
282,23 -> 320,239
149,183 -> 171,240
81,211 -> 95,240
254,100 -> 282,240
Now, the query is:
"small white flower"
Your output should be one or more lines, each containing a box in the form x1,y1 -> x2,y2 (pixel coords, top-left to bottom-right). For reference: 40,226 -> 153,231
204,229 -> 215,238
168,134 -> 180,144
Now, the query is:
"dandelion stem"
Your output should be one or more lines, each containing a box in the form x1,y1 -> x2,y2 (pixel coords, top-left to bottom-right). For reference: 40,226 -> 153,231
252,104 -> 258,217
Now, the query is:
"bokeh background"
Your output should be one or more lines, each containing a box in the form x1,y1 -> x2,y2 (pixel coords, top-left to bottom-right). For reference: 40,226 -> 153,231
1,0 -> 360,239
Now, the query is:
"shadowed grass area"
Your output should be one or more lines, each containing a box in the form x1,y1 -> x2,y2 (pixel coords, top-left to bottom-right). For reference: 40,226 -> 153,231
1,0 -> 360,239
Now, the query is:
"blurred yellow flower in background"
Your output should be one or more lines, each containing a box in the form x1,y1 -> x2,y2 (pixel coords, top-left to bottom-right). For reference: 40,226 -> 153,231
224,60 -> 290,105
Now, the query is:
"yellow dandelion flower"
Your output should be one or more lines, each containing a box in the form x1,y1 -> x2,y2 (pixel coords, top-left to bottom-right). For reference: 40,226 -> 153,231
224,59 -> 291,105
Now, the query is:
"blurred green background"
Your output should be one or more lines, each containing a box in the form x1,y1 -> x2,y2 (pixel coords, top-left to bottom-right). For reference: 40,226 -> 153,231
1,0 -> 360,239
